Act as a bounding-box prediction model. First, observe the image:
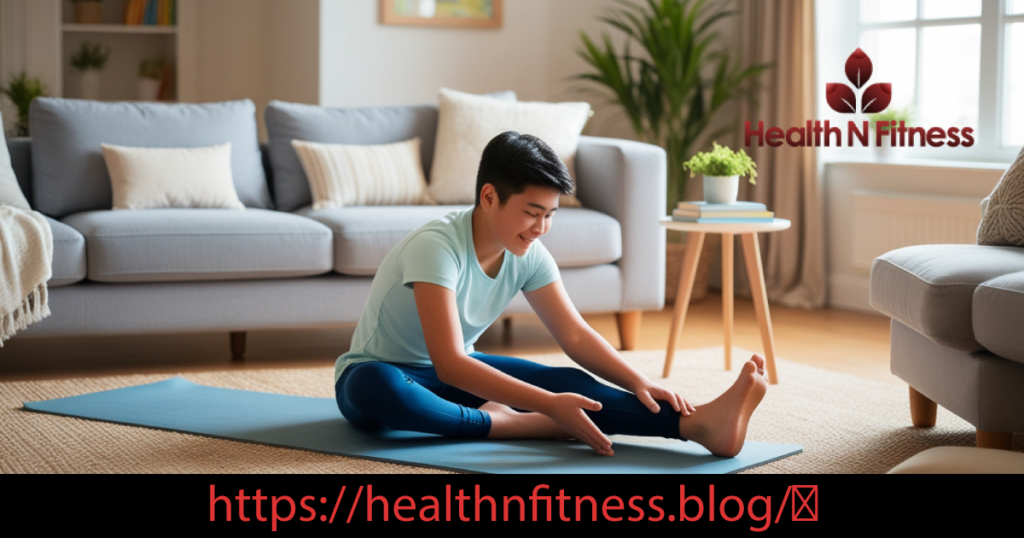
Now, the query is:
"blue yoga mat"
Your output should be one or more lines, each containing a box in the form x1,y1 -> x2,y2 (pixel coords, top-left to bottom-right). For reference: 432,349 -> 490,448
24,377 -> 801,474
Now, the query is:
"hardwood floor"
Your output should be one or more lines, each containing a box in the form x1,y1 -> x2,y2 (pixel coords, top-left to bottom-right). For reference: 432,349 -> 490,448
0,292 -> 898,385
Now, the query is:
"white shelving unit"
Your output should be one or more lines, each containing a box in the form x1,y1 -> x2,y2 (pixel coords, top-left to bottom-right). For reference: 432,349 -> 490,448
62,23 -> 179,34
57,0 -> 195,102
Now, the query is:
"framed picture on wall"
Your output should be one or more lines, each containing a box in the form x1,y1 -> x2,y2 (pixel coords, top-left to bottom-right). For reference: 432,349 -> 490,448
380,0 -> 503,28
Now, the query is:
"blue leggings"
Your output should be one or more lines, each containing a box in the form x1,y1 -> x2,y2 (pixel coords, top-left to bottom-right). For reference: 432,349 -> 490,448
335,352 -> 684,440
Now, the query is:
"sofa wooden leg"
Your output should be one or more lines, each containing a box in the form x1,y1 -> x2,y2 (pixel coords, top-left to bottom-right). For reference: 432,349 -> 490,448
230,332 -> 246,362
977,429 -> 1013,450
909,386 -> 937,427
616,311 -> 642,351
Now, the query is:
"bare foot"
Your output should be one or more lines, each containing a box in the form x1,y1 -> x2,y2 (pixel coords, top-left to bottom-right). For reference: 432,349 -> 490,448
678,354 -> 768,457
481,402 -> 573,442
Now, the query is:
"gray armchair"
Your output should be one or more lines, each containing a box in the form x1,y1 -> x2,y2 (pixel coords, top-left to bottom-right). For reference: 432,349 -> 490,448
870,244 -> 1024,449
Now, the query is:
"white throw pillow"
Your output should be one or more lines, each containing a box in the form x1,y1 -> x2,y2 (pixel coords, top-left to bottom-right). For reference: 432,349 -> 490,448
292,137 -> 435,210
429,87 -> 591,207
101,143 -> 244,210
0,111 -> 31,210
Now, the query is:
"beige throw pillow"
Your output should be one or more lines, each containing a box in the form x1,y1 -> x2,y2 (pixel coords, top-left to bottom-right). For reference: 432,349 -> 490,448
977,145 -> 1024,246
101,143 -> 244,210
292,138 -> 434,210
429,87 -> 591,207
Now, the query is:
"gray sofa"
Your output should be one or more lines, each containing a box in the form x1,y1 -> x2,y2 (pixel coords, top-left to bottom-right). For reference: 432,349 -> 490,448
870,244 -> 1024,450
7,97 -> 667,359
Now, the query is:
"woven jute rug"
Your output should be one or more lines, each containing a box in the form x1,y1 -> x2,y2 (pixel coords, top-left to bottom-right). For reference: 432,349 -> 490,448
2,347 -> 1020,474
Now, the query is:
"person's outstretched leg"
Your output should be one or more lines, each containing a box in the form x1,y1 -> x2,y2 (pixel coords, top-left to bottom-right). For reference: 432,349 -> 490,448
336,361 -> 491,438
470,353 -> 682,440
468,352 -> 769,457
676,354 -> 768,457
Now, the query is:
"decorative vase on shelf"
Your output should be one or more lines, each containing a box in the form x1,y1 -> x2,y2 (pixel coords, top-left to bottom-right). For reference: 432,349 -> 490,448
74,1 -> 104,24
137,77 -> 161,101
78,70 -> 101,100
703,175 -> 740,205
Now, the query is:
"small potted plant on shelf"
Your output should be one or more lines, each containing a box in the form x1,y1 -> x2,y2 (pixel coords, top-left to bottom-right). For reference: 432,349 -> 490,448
70,41 -> 111,101
869,105 -> 913,161
72,0 -> 104,25
1,72 -> 46,137
682,142 -> 758,205
137,55 -> 165,101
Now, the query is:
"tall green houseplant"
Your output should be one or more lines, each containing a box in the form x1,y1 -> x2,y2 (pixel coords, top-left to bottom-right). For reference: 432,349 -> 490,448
576,0 -> 769,216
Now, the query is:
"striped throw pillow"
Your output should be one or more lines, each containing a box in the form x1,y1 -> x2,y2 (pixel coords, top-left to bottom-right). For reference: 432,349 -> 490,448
292,138 -> 436,210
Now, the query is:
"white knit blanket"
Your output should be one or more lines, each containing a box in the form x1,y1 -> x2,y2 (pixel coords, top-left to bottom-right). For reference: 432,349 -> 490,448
0,205 -> 53,346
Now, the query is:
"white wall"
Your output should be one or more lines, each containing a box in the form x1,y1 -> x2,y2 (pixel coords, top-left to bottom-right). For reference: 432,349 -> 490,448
317,1 -> 550,102
317,0 -> 704,141
193,0 -> 319,140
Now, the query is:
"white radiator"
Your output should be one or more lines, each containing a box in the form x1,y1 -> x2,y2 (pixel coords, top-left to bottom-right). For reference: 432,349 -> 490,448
851,190 -> 983,269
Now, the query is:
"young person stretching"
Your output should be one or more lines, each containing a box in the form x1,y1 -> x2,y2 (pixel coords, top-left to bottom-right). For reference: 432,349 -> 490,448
334,131 -> 768,457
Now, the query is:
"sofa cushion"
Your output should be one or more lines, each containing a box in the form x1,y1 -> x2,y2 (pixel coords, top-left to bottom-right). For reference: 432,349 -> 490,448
299,206 -> 621,276
870,245 -> 1024,351
61,209 -> 332,283
266,102 -> 439,213
973,271 -> 1024,364
44,217 -> 86,287
29,98 -> 272,218
265,91 -> 516,213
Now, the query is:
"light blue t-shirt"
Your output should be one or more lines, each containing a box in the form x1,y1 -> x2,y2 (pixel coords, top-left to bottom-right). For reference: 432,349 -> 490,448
334,206 -> 561,383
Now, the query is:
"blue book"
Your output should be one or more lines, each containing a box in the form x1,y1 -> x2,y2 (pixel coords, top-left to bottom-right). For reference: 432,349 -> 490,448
145,0 -> 156,25
671,216 -> 774,223
676,201 -> 767,212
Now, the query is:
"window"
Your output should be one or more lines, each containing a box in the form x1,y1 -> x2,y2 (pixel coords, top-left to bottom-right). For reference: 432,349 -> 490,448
817,0 -> 1023,162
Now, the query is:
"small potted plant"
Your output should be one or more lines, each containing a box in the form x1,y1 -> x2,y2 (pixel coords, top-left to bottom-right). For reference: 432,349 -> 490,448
1,72 -> 46,137
137,55 -> 165,101
72,0 -> 104,24
70,41 -> 110,100
869,105 -> 913,161
682,142 -> 758,205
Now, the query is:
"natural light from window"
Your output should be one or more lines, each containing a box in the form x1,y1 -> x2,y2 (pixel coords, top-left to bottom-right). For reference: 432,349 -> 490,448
920,24 -> 981,130
860,0 -> 916,22
818,0 -> 1021,160
1008,23 -> 1024,146
859,29 -> 915,110
922,0 -> 982,19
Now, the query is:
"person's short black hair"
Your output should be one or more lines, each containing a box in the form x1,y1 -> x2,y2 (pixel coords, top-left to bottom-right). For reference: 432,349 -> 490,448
475,131 -> 574,207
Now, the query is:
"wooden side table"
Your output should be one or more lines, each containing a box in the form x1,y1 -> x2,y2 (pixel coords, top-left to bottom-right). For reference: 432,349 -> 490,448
659,217 -> 791,384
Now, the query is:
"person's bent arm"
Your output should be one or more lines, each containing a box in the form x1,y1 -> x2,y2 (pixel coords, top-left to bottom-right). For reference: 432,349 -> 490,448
413,281 -> 613,454
524,279 -> 694,415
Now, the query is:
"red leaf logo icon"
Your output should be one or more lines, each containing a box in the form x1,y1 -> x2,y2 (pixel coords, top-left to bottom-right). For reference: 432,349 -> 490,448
826,83 -> 857,113
861,83 -> 892,113
845,48 -> 873,89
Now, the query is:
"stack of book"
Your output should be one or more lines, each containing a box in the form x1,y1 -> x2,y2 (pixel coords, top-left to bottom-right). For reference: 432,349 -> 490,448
123,0 -> 177,26
671,201 -> 774,223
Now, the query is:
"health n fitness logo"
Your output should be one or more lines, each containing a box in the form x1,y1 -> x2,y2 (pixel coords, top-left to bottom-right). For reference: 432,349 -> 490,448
826,48 -> 890,114
745,48 -> 974,148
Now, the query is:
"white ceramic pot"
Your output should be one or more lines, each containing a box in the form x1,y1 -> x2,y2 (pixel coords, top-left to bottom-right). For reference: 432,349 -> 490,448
703,174 -> 740,205
137,77 -> 161,101
78,70 -> 101,100
873,135 -> 908,161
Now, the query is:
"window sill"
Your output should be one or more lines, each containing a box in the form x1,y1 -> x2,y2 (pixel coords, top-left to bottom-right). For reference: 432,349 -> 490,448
820,155 -> 1009,172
